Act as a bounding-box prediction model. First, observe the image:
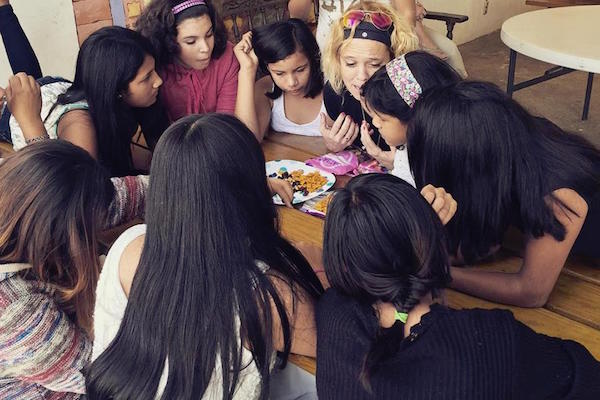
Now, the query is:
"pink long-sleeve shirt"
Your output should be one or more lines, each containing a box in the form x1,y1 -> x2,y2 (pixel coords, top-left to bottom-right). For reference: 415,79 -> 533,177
159,42 -> 240,122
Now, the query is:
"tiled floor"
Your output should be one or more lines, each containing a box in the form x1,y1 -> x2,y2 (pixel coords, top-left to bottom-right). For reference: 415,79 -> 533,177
459,31 -> 600,148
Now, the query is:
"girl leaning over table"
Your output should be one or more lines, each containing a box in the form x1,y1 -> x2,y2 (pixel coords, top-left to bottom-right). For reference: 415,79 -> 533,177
0,141 -> 147,399
408,81 -> 600,308
316,173 -> 600,400
86,114 -> 324,400
234,18 -> 325,141
359,50 -> 462,186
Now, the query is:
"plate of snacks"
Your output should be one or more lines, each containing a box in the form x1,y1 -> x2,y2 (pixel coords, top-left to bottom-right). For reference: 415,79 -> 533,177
266,160 -> 335,205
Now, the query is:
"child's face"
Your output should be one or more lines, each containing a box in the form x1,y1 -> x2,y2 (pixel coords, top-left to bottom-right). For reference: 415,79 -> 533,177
267,50 -> 311,96
176,14 -> 215,71
124,55 -> 162,108
368,107 -> 407,147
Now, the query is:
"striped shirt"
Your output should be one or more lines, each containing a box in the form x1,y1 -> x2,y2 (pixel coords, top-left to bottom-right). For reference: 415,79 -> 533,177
0,174 -> 148,399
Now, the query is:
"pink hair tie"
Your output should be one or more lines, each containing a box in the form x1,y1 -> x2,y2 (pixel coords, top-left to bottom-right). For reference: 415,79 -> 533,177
172,0 -> 206,15
385,55 -> 422,108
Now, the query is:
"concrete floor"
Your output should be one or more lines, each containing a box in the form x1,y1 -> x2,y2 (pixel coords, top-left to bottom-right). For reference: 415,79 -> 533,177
458,31 -> 600,148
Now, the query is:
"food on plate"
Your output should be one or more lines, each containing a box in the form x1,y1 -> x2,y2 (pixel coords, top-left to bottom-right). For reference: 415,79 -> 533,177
313,193 -> 332,214
268,168 -> 328,196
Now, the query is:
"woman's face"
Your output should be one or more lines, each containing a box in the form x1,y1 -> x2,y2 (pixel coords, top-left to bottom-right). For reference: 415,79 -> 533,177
267,50 -> 311,96
124,54 -> 162,108
176,14 -> 215,70
339,39 -> 390,100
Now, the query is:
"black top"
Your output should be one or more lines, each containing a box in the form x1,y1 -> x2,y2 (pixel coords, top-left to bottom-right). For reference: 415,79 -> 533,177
316,288 -> 600,400
323,83 -> 389,151
570,189 -> 600,259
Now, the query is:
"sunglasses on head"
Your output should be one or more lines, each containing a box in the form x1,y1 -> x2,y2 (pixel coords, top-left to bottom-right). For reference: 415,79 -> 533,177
342,10 -> 393,31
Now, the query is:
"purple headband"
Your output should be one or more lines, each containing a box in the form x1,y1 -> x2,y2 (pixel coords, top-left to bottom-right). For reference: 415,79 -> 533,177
385,55 -> 422,108
172,0 -> 206,15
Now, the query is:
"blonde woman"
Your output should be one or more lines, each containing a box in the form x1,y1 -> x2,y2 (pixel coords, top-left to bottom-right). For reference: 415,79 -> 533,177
319,0 -> 418,167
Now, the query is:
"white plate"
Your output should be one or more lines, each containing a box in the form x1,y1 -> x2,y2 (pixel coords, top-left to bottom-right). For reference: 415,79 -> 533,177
266,159 -> 336,205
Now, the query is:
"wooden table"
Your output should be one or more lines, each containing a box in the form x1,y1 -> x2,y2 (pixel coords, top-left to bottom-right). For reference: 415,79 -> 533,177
263,132 -> 600,375
99,131 -> 600,376
501,5 -> 600,120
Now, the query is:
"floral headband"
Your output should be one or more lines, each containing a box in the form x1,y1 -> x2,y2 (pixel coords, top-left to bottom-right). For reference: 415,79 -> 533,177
172,0 -> 206,15
385,55 -> 422,108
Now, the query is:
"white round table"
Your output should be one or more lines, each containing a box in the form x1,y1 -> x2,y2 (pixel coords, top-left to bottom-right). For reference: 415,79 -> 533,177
501,5 -> 600,120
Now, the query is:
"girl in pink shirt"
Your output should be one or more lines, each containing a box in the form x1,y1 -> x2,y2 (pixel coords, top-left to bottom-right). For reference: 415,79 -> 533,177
136,0 -> 239,122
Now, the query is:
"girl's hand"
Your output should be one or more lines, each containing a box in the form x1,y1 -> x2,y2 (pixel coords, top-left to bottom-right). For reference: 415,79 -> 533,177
268,177 -> 294,208
6,73 -> 42,121
420,184 -> 457,225
320,112 -> 359,152
233,31 -> 258,72
360,121 -> 396,169
5,73 -> 46,137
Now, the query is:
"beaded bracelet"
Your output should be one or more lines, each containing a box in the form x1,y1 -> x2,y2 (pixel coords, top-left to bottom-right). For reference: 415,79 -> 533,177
25,134 -> 50,145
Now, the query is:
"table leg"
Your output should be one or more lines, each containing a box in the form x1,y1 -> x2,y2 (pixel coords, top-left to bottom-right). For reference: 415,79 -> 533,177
582,73 -> 594,121
507,49 -> 517,97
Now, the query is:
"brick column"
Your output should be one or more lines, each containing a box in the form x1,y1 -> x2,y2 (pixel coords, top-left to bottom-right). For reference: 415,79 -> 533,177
72,0 -> 113,44
71,0 -> 149,44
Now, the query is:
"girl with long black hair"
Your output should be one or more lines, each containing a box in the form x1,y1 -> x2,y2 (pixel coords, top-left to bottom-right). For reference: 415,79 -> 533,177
317,173 -> 600,400
1,21 -> 168,176
408,81 -> 600,307
86,113 -> 324,399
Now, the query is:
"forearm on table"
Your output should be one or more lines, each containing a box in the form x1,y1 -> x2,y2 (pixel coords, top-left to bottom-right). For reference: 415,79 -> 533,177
450,265 -> 549,308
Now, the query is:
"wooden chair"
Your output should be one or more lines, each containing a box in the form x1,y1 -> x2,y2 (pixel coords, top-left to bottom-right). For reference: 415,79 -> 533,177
219,0 -> 289,43
423,11 -> 469,40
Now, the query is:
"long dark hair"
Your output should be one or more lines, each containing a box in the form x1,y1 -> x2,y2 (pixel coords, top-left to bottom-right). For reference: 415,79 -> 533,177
136,0 -> 227,67
0,141 -> 114,332
85,113 -> 323,399
362,51 -> 461,122
57,26 -> 168,177
408,81 -> 600,263
252,18 -> 324,99
323,173 -> 451,389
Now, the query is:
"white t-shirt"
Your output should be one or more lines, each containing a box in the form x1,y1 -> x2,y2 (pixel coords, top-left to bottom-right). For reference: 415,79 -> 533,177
391,145 -> 416,187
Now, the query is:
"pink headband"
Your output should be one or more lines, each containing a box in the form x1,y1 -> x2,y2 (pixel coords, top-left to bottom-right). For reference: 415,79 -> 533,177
385,55 -> 422,108
172,0 -> 206,15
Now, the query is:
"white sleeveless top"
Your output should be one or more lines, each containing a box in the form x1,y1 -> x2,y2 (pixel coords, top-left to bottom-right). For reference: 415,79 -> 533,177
92,224 -> 263,399
270,93 -> 325,136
